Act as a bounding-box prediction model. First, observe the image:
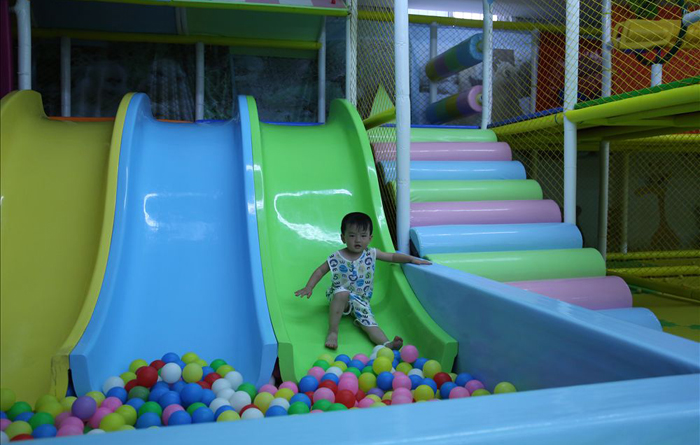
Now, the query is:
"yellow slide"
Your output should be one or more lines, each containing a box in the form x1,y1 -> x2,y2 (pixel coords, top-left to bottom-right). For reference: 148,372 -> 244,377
0,91 -> 128,403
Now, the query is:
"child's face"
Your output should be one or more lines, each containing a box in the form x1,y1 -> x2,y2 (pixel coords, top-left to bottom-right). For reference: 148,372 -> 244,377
341,224 -> 372,254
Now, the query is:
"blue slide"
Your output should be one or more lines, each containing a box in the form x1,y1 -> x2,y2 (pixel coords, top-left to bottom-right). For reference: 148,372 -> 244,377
70,95 -> 277,392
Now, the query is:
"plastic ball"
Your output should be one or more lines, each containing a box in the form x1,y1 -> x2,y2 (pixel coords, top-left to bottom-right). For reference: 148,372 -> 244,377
413,358 -> 428,370
100,376 -> 124,394
433,372 -> 453,389
120,372 -> 137,384
325,366 -> 343,378
60,416 -> 84,430
5,421 -> 31,439
160,363 -> 182,384
32,423 -> 57,439
265,405 -> 287,417
33,394 -> 57,412
298,376 -> 319,393
422,360 -> 441,379
313,388 -> 335,404
100,413 -> 126,432
223,371 -> 243,390
200,389 -> 216,407
138,401 -> 163,418
288,401 -> 310,415
407,369 -> 424,379
211,379 -> 232,395
274,388 -> 294,402
310,399 -> 330,411
307,366 -> 325,381
440,382 -> 458,399
465,380 -> 486,394
338,378 -> 358,395
13,412 -> 32,423
217,410 -> 241,422
471,389 -> 491,396
166,410 -> 191,426
87,428 -> 105,434
334,390 -> 355,409
128,386 -> 150,402
135,412 -> 161,429
289,393 -> 311,409
105,387 -> 128,404
71,396 -> 97,420
229,391 -> 251,412
327,403 -> 348,411
269,398 -> 290,411
204,373 -> 222,386
126,398 -> 145,412
25,412 -> 51,431
216,365 -> 235,377
180,383 -> 203,407
398,345 -> 418,363
449,387 -> 470,399
394,362 -> 411,375
391,395 -> 412,405
358,373 -> 377,392
161,352 -> 180,364
332,361 -> 348,371
318,380 -> 337,393
381,391 -> 393,401
237,383 -> 257,401
358,398 -> 374,408
216,389 -> 235,402
208,398 -> 230,415
115,405 -> 137,426
209,359 -> 227,372
279,381 -> 298,394
353,353 -> 369,365
56,424 -> 84,437
195,359 -> 209,368
494,382 -> 517,394
161,405 -> 183,426
312,360 -> 330,371
372,357 -> 391,375
253,393 -> 274,414
89,407 -> 111,429
214,405 -> 233,419
421,378 -> 438,394
158,391 -> 181,409
455,373 -> 473,387
391,374 -> 411,391
129,359 -> 148,373
376,372 -> 394,391
186,402 -> 206,416
258,384 -> 277,395
181,352 -> 199,364
170,381 -> 186,393
183,363 -> 203,384
241,408 -> 263,420
414,385 -> 434,401
375,348 -> 392,360
366,388 -> 384,399
321,373 -> 339,385
147,387 -> 169,404
192,407 -> 215,423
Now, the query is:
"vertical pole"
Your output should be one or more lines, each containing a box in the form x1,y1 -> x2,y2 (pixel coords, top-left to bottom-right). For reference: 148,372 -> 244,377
395,0 -> 411,254
529,30 -> 540,114
621,152 -> 629,253
563,0 -> 579,225
60,37 -> 71,117
195,42 -> 204,121
318,18 -> 327,123
429,22 -> 438,104
651,63 -> 662,87
598,0 -> 612,258
480,0 -> 493,129
345,0 -> 357,106
15,0 -> 31,90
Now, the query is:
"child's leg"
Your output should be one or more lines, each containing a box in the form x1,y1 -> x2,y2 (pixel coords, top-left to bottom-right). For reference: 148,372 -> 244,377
326,291 -> 350,349
360,325 -> 403,350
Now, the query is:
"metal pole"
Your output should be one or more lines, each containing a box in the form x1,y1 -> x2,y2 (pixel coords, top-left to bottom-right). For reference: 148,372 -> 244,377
598,0 -> 612,257
621,152 -> 629,253
529,30 -> 540,114
60,37 -> 71,117
480,0 -> 493,129
15,0 -> 31,90
318,18 -> 326,123
395,0 -> 411,254
429,22 -> 438,104
345,0 -> 357,106
563,0 -> 579,225
195,42 -> 204,121
651,63 -> 662,87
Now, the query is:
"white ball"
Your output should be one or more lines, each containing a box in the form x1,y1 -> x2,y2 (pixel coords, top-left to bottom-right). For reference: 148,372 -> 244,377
407,369 -> 424,378
268,397 -> 289,411
224,371 -> 243,390
241,408 -> 263,420
369,352 -> 377,360
87,429 -> 105,435
216,388 -> 235,401
326,366 -> 343,377
161,363 -> 182,384
211,379 -> 232,394
372,344 -> 385,354
209,397 -> 231,414
102,376 -> 125,394
229,391 -> 252,412
1,431 -> 9,444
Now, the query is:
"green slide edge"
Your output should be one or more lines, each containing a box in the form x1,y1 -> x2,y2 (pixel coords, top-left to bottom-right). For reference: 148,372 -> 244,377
250,97 -> 457,381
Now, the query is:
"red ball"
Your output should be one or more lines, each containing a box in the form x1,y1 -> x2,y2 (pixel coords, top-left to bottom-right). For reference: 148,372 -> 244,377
124,379 -> 138,392
10,434 -> 34,441
335,390 -> 355,409
196,381 -> 211,390
149,360 -> 166,370
304,391 -> 315,402
433,372 -> 453,389
238,404 -> 257,416
355,389 -> 366,401
383,400 -> 392,406
318,380 -> 337,393
136,366 -> 158,388
204,373 -> 222,385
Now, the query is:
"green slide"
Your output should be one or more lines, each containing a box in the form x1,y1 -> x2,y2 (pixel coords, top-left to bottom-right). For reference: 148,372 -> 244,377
249,97 -> 457,381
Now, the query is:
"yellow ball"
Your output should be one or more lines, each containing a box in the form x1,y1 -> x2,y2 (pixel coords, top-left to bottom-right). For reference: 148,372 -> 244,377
365,394 -> 381,403
196,359 -> 209,367
217,410 -> 241,422
381,391 -> 393,401
332,361 -> 348,371
318,353 -> 334,365
86,391 -> 105,407
5,421 -> 32,439
422,360 -> 441,379
372,357 -> 392,375
37,401 -> 63,418
100,413 -> 126,432
254,392 -> 274,414
216,365 -> 235,377
0,388 -> 16,411
120,371 -> 137,383
449,372 -> 458,382
358,373 -> 377,392
129,359 -> 148,373
183,363 -> 204,383
182,352 -> 199,364
396,362 -> 413,375
370,402 -> 386,408
60,396 -> 76,413
275,388 -> 294,402
118,425 -> 136,431
377,347 -> 394,360
116,405 -> 137,426
414,384 -> 434,401
34,394 -> 58,411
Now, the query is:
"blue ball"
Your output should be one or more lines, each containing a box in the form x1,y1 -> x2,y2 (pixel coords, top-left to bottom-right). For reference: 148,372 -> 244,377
175,359 -> 187,369
126,397 -> 145,411
265,405 -> 288,417
106,387 -> 128,403
15,412 -> 33,422
136,412 -> 161,429
180,383 -> 204,407
170,381 -> 187,393
215,405 -> 234,419
161,352 -> 180,364
367,359 -> 374,367
298,376 -> 319,393
32,424 -> 57,438
334,354 -> 351,365
321,373 -> 339,384
200,389 -> 216,407
376,372 -> 394,391
148,387 -> 169,403
289,393 -> 311,408
440,382 -> 458,399
152,381 -> 170,392
455,373 -> 473,387
392,359 -> 399,369
409,375 -> 423,390
168,410 -> 192,426
413,358 -> 428,370
393,350 -> 401,361
0,411 -> 6,419
422,378 -> 437,393
158,391 -> 181,408
192,407 -> 215,423
65,386 -> 76,397
348,360 -> 364,370
201,366 -> 214,378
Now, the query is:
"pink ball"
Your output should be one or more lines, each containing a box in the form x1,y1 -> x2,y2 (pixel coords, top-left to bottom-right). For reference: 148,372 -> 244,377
57,425 -> 84,437
310,409 -> 324,414
338,378 -> 358,395
60,416 -> 85,430
101,396 -> 122,412
54,412 -> 71,428
0,419 -> 10,431
358,398 -> 374,408
449,387 -> 470,399
340,372 -> 357,381
162,404 -> 184,425
279,381 -> 298,394
392,375 -> 412,390
400,345 -> 419,363
89,407 -> 111,429
352,354 -> 369,365
392,387 -> 412,400
258,384 -> 278,395
391,395 -> 413,405
313,387 -> 335,403
307,366 -> 325,381
465,380 -> 485,394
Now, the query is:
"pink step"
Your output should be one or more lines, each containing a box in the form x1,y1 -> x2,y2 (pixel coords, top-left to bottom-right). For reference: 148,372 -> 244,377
372,142 -> 512,162
507,276 -> 633,310
411,200 -> 561,227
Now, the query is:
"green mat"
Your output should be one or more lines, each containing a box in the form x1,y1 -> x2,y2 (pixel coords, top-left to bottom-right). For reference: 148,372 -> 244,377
393,179 -> 543,203
574,76 -> 700,110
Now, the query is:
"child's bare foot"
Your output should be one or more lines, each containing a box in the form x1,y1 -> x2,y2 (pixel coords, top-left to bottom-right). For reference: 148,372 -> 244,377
385,336 -> 403,350
325,332 -> 338,349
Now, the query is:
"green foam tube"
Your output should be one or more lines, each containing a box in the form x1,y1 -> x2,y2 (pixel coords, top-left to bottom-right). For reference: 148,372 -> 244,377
426,248 -> 606,282
392,179 -> 543,203
410,127 -> 497,142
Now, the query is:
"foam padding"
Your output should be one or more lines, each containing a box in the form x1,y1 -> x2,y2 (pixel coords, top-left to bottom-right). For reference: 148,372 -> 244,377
397,179 -> 543,203
507,276 -> 633,310
372,141 -> 512,162
410,199 -> 561,227
378,160 -> 526,182
598,308 -> 663,331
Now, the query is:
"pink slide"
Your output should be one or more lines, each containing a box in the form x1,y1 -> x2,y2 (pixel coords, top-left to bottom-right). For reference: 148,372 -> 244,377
373,141 -> 512,162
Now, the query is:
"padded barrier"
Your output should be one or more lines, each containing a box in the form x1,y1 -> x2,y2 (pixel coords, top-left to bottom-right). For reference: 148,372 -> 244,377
410,200 -> 561,227
507,276 -> 633,310
378,160 -> 526,182
599,308 -> 663,331
372,141 -> 511,162
397,179 -> 542,203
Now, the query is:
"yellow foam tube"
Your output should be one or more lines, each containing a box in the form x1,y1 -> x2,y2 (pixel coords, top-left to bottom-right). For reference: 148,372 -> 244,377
614,19 -> 700,50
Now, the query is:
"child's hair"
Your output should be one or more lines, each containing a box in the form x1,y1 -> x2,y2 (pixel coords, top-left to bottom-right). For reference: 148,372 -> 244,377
341,212 -> 373,235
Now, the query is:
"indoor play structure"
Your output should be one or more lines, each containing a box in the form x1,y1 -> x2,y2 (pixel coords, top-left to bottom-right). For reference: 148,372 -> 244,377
1,0 -> 699,444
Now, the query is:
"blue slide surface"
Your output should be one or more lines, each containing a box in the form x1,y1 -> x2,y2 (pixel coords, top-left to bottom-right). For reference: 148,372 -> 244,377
70,94 -> 277,392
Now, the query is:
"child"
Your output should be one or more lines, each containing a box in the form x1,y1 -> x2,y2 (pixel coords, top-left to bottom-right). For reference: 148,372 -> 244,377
294,212 -> 431,350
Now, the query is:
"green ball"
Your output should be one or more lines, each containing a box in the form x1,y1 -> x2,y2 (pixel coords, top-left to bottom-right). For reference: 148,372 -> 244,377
7,401 -> 32,420
5,420 -> 32,439
83,424 -> 92,433
138,401 -> 163,417
129,359 -> 149,373
312,399 -> 332,411
115,405 -> 137,426
186,402 -> 206,416
34,394 -> 58,412
0,388 -> 16,411
471,389 -> 491,396
37,401 -> 62,418
209,359 -> 227,372
361,365 -> 375,374
312,360 -> 330,371
182,352 -> 199,364
346,367 -> 362,378
183,363 -> 203,383
28,411 -> 54,430
128,386 -> 150,401
120,371 -> 137,383
327,403 -> 348,411
288,401 -> 310,415
100,413 -> 126,432
216,365 -> 234,376
237,383 -> 257,400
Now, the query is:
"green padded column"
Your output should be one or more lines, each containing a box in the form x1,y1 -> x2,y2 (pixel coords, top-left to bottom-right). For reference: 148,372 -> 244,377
411,127 -> 497,142
392,179 -> 543,202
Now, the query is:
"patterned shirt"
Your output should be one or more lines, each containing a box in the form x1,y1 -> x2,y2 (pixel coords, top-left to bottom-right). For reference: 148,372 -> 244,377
326,248 -> 376,301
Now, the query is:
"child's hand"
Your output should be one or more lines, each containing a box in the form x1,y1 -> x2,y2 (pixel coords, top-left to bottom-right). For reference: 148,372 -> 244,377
295,287 -> 313,299
411,257 -> 432,265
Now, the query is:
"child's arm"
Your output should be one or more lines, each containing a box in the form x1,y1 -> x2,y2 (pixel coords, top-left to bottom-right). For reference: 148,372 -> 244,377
294,261 -> 331,298
376,250 -> 432,265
